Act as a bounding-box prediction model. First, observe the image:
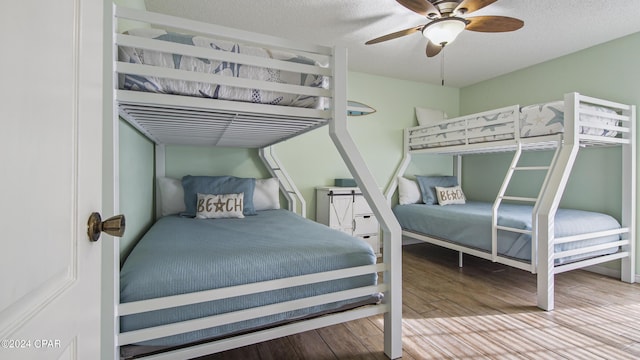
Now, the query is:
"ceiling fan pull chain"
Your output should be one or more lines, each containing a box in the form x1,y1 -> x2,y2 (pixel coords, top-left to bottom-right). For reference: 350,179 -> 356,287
441,49 -> 445,86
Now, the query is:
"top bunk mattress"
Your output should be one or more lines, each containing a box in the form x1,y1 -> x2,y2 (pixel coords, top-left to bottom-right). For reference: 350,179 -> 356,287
120,209 -> 379,346
409,100 -> 621,150
118,28 -> 328,109
520,101 -> 619,137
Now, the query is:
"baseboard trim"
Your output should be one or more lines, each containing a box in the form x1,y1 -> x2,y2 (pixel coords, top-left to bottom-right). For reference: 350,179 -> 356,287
575,264 -> 640,283
584,264 -> 621,278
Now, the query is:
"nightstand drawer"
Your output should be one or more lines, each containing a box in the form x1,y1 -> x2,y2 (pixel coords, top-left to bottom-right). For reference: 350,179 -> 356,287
358,234 -> 380,255
353,215 -> 378,235
353,195 -> 373,215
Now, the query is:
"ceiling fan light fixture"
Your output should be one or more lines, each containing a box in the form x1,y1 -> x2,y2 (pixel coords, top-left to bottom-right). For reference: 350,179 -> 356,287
422,17 -> 466,46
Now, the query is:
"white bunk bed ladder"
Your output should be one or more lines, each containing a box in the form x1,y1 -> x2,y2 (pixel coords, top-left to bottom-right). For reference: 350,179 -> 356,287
491,140 -> 562,269
258,146 -> 306,218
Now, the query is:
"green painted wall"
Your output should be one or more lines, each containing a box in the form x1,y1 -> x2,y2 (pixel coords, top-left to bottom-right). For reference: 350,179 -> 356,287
118,121 -> 155,263
164,146 -> 270,179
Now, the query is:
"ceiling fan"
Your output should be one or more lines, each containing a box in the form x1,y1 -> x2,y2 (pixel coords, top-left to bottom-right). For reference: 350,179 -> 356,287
365,0 -> 524,58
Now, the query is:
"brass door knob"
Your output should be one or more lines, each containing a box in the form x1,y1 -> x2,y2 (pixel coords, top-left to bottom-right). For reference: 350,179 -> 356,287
87,212 -> 126,242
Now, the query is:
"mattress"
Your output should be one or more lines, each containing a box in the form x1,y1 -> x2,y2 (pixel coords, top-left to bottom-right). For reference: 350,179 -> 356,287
409,101 -> 619,150
520,101 -> 619,137
119,209 -> 380,347
118,28 -> 328,109
393,201 -> 621,264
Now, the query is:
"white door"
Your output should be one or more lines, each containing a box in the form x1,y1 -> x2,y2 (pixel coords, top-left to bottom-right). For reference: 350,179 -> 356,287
0,1 -> 107,359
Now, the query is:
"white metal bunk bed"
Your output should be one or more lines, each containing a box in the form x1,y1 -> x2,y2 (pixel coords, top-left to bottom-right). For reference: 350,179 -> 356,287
109,5 -> 402,360
386,92 -> 636,311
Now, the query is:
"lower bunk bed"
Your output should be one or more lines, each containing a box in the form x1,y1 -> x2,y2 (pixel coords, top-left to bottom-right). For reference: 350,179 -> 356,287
386,92 -> 636,311
394,200 -> 624,268
119,207 -> 383,359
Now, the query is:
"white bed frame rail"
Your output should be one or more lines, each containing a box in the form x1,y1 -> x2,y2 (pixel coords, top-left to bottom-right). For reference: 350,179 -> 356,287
386,92 -> 635,311
111,5 -> 402,359
407,104 -> 521,151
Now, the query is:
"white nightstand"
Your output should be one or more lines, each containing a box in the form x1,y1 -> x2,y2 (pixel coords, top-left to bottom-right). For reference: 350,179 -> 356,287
316,186 -> 380,256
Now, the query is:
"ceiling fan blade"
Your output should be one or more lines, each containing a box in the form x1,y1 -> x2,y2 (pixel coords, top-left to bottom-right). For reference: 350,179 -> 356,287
365,26 -> 423,45
465,16 -> 524,32
454,0 -> 497,15
396,0 -> 440,18
426,41 -> 442,57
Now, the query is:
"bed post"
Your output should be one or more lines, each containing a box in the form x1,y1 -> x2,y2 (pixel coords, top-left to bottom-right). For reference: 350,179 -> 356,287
621,102 -> 636,283
453,154 -> 462,184
155,144 -> 166,219
329,46 -> 402,359
454,155 -> 463,268
536,93 -> 580,311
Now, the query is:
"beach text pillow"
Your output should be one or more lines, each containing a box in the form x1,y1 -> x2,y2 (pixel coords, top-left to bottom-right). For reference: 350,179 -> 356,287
196,193 -> 245,219
182,175 -> 256,216
435,185 -> 466,206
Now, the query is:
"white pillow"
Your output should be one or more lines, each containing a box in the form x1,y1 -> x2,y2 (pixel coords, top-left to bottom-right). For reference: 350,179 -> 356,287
415,107 -> 447,126
435,185 -> 466,206
196,193 -> 245,219
254,178 -> 280,210
398,177 -> 422,205
158,177 -> 186,216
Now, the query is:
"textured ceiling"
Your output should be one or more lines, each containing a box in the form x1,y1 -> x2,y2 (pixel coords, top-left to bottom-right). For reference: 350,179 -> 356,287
144,0 -> 640,87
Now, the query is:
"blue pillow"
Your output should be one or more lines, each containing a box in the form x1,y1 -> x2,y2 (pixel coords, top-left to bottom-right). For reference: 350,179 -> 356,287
415,175 -> 459,205
181,175 -> 256,216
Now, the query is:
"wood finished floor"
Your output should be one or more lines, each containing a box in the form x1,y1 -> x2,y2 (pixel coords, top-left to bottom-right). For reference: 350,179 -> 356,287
197,243 -> 640,359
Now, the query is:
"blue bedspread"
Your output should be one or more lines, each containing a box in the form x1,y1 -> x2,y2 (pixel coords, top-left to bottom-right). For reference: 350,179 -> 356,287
393,201 -> 621,263
120,210 -> 379,346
